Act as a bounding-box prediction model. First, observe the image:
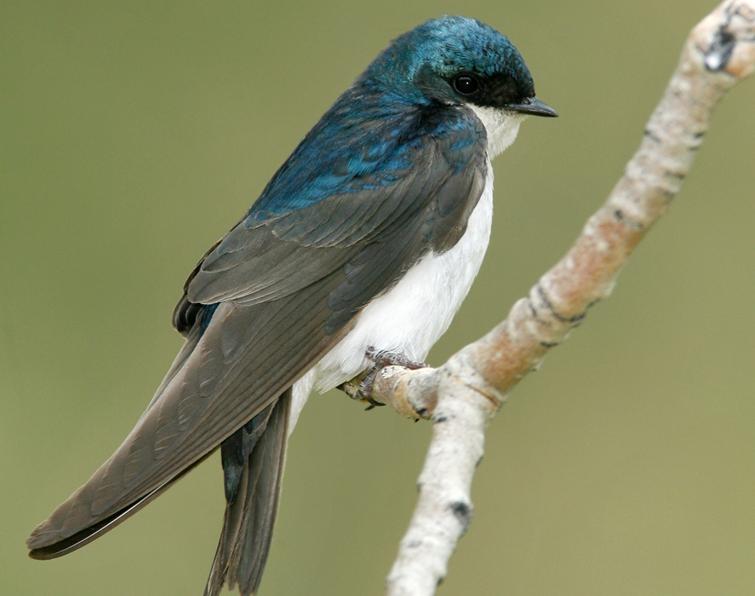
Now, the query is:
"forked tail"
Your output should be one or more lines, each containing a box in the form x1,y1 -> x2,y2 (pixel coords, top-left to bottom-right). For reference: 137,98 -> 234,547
205,389 -> 292,596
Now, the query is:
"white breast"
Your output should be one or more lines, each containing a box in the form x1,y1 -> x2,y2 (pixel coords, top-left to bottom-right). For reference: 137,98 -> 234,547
289,109 -> 522,429
290,168 -> 494,430
314,168 -> 494,393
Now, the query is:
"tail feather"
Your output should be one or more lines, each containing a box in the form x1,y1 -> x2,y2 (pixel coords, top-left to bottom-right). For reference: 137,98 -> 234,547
205,388 -> 291,596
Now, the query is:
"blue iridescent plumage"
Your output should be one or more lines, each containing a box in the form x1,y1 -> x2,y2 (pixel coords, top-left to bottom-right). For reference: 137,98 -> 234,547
246,15 -> 531,221
247,87 -> 481,221
362,16 -> 533,97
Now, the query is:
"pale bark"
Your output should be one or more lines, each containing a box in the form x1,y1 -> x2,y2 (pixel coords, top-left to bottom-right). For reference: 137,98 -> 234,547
345,2 -> 755,594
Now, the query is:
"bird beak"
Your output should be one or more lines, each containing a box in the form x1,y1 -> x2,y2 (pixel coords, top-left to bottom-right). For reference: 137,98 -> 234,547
506,97 -> 558,118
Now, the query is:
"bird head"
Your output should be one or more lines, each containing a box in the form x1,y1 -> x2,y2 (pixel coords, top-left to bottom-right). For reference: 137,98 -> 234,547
361,16 -> 556,119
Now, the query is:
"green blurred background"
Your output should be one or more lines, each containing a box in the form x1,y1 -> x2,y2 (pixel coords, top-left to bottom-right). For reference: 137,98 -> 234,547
1,1 -> 753,595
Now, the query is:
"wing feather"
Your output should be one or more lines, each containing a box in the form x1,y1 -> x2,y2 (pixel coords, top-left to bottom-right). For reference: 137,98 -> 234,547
28,102 -> 487,554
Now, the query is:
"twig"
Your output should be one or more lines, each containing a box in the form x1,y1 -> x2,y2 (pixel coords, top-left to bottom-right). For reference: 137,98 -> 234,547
343,3 -> 755,594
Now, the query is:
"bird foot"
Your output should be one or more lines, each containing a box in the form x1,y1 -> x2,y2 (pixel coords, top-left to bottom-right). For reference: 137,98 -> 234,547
339,347 -> 428,410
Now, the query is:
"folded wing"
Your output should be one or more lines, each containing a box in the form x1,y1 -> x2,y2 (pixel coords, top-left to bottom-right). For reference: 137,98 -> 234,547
27,100 -> 487,557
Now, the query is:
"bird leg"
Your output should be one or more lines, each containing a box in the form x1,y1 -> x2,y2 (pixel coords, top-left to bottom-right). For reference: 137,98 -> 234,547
339,346 -> 428,410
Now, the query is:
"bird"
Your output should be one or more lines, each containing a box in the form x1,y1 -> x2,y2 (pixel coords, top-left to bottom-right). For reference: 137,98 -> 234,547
27,15 -> 556,595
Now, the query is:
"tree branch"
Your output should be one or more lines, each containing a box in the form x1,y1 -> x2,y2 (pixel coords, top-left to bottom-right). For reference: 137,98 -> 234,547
344,2 -> 755,594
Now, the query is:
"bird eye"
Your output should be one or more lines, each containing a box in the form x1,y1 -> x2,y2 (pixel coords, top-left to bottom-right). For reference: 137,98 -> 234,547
452,74 -> 480,96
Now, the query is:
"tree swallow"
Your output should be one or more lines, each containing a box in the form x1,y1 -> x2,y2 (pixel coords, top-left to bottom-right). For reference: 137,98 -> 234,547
27,15 -> 556,595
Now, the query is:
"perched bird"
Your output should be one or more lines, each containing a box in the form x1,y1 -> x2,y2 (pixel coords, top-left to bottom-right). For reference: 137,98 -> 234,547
27,15 -> 556,595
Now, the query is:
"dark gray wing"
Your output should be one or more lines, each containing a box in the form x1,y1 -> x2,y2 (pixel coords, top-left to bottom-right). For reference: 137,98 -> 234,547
27,105 -> 487,555
179,151 -> 484,310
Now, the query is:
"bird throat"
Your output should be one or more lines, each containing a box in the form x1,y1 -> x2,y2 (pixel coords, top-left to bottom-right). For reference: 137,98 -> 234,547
468,105 -> 523,158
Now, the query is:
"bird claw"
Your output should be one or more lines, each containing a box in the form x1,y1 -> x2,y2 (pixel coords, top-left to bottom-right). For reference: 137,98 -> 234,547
364,346 -> 428,371
338,347 -> 428,410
